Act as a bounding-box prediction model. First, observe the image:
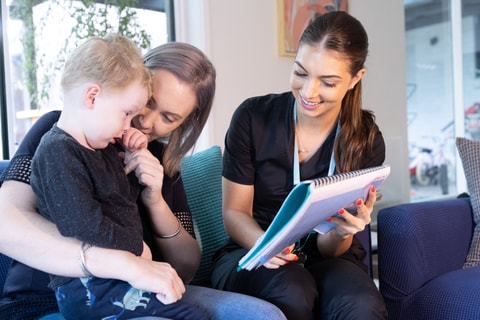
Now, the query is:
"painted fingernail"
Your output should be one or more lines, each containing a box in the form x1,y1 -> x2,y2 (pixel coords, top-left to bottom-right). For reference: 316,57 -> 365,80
339,209 -> 345,215
357,199 -> 363,206
326,217 -> 332,222
284,247 -> 291,254
294,255 -> 299,261
371,186 -> 376,192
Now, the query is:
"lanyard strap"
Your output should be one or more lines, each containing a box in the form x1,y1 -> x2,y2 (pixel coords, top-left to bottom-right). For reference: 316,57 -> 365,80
293,101 -> 340,185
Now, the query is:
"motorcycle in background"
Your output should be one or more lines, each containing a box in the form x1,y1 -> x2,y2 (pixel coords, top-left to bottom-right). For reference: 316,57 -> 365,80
409,122 -> 454,195
465,102 -> 480,140
409,145 -> 448,194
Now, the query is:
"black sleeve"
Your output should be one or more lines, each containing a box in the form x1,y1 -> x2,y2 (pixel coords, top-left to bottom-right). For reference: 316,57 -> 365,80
0,110 -> 61,185
222,100 -> 256,185
169,173 -> 195,237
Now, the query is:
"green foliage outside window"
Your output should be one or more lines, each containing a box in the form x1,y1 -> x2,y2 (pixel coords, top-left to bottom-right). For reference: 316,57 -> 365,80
10,0 -> 152,109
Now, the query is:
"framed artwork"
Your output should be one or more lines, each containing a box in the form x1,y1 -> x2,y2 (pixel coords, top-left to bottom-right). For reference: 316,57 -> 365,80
277,0 -> 349,57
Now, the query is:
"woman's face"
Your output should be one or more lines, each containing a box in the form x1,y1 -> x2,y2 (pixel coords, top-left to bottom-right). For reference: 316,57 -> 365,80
290,44 -> 364,119
132,69 -> 197,142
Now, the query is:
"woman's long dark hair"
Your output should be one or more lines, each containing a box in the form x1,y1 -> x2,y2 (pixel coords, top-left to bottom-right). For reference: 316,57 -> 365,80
298,11 -> 377,172
143,42 -> 216,176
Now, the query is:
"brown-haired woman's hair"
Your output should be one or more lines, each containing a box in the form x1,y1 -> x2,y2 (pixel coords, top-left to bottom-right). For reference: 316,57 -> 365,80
143,42 -> 216,176
298,11 -> 377,173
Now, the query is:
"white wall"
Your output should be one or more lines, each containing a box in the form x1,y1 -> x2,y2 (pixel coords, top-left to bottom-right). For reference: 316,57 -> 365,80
176,0 -> 410,208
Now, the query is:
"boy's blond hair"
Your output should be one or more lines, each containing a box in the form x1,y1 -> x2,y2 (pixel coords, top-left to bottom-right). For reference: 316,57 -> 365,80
61,33 -> 151,96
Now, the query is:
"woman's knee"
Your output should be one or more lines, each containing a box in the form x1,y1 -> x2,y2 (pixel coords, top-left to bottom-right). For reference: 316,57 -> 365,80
210,248 -> 246,290
322,290 -> 387,320
183,285 -> 287,320
258,264 -> 317,320
312,259 -> 387,320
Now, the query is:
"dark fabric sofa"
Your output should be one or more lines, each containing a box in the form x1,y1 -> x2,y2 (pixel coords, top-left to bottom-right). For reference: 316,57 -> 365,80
377,197 -> 480,319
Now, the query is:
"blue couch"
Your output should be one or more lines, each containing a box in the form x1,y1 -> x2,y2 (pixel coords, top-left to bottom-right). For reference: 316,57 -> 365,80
377,197 -> 480,319
0,146 -> 373,318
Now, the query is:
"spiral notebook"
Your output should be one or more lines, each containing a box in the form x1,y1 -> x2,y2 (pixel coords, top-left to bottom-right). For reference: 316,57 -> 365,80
238,164 -> 391,271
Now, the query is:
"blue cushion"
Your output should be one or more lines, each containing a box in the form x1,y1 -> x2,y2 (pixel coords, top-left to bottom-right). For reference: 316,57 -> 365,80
181,146 -> 228,285
378,198 -> 475,319
378,199 -> 473,295
407,267 -> 480,320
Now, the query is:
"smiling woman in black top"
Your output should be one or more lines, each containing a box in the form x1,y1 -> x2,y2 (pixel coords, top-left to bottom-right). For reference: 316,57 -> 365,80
211,11 -> 388,320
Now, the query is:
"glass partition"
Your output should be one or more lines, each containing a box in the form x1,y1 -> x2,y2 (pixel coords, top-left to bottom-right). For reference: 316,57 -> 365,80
406,0 -> 480,201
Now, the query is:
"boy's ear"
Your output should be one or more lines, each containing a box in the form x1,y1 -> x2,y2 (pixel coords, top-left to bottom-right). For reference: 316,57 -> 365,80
85,84 -> 101,109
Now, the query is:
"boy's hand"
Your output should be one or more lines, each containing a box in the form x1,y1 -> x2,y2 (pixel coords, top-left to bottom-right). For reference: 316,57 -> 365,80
122,127 -> 148,152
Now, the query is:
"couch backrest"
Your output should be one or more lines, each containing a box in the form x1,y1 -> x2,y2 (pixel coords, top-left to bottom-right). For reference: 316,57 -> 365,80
180,146 -> 229,285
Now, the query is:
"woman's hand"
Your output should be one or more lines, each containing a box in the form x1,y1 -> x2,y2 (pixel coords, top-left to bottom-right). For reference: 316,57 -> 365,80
262,244 -> 298,269
127,256 -> 186,304
329,185 -> 377,238
317,186 -> 377,257
84,246 -> 185,305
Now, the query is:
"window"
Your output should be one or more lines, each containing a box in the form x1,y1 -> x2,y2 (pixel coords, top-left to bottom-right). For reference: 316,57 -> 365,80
0,0 -> 173,158
405,0 -> 480,201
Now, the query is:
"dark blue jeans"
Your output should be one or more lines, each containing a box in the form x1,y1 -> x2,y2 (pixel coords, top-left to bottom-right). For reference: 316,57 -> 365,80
55,277 -> 207,320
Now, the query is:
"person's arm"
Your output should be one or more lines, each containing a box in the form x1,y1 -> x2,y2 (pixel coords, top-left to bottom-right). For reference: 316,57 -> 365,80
0,180 -> 80,274
124,147 -> 201,282
222,178 -> 261,249
222,178 -> 297,269
315,187 -> 377,257
316,127 -> 385,257
0,179 -> 186,304
144,195 -> 201,283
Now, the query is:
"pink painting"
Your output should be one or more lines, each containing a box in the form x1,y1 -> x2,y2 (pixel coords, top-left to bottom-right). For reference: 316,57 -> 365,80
278,0 -> 349,56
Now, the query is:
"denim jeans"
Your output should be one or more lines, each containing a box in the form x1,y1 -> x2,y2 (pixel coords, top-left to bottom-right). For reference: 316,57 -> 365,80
39,284 -> 286,320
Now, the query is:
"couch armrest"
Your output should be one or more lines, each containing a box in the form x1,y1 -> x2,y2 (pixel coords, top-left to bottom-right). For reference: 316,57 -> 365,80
377,198 -> 473,298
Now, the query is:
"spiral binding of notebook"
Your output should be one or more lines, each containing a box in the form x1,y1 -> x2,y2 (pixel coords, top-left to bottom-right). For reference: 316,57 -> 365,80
312,165 -> 385,188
